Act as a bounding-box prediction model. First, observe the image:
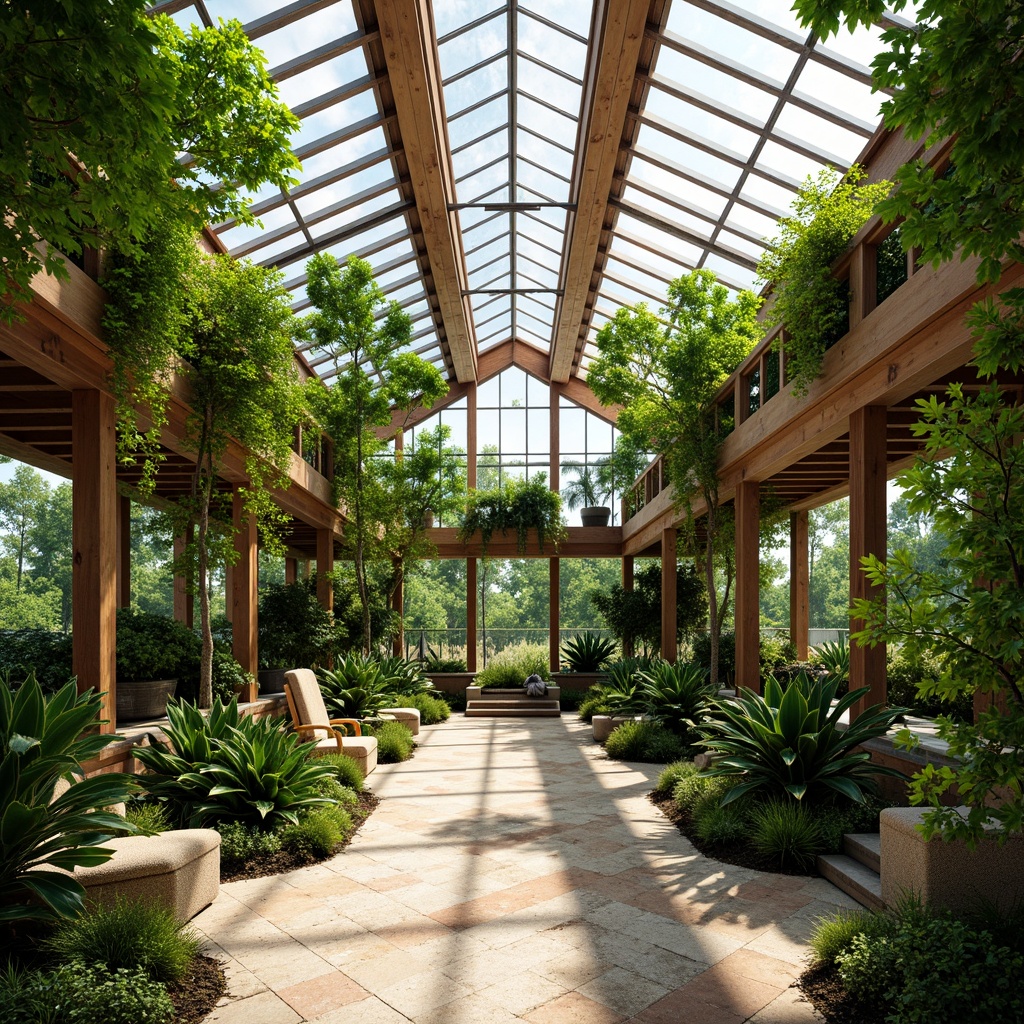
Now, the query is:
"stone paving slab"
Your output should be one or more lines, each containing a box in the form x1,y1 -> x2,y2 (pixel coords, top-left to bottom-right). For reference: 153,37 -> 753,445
195,715 -> 848,1022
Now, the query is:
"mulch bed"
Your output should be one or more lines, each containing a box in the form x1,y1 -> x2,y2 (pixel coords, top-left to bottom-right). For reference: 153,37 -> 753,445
798,963 -> 886,1024
649,791 -> 810,875
220,791 -> 379,883
168,954 -> 225,1024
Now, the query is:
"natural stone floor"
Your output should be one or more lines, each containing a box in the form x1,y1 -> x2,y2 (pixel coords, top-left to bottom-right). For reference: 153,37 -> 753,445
195,715 -> 856,1023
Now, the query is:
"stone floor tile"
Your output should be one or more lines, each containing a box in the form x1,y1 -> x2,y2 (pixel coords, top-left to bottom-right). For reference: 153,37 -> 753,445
476,969 -> 569,1014
275,970 -> 368,1019
373,969 -> 473,1017
576,964 -> 670,1016
310,995 -> 413,1023
413,992 -> 525,1024
631,986 -> 746,1024
747,983 -> 820,1023
522,990 -> 627,1024
203,991 -> 302,1024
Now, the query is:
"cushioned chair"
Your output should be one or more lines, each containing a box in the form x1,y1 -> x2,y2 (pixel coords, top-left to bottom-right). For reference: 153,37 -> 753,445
284,668 -> 378,776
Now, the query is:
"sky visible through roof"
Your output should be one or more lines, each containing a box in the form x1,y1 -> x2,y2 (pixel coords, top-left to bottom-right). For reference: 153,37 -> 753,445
158,0 -> 893,382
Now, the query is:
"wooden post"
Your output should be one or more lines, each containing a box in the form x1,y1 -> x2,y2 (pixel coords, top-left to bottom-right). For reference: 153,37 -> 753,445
735,480 -> 761,692
116,494 -> 131,608
466,558 -> 478,672
231,486 -> 258,702
848,242 -> 876,328
849,406 -> 887,717
72,390 -> 117,731
316,527 -> 334,612
661,527 -> 677,663
467,383 -> 478,490
622,555 -> 634,592
549,559 -> 560,673
172,530 -> 194,628
790,510 -> 809,661
284,557 -> 297,585
392,560 -> 404,658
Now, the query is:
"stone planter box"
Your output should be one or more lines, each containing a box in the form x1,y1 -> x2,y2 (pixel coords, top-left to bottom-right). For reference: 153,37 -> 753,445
426,672 -> 475,695
880,806 -> 1024,914
466,685 -> 561,703
553,671 -> 607,692
116,678 -> 177,722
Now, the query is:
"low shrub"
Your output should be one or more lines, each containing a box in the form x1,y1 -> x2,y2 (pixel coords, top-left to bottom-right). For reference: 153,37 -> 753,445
44,896 -> 200,984
475,641 -> 550,688
281,803 -> 353,858
557,687 -> 589,712
577,687 -> 614,722
812,799 -> 884,853
316,752 -> 365,792
438,690 -> 467,713
605,720 -> 688,763
425,656 -> 468,673
218,821 -> 282,866
672,772 -> 735,816
367,720 -> 415,763
402,691 -> 451,724
886,646 -> 973,722
653,759 -> 697,797
0,629 -> 74,694
124,800 -> 170,834
56,963 -> 174,1024
315,774 -> 359,809
749,799 -> 823,871
694,804 -> 748,846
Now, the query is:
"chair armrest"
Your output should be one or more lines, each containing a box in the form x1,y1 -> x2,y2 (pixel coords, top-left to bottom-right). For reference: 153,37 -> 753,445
327,718 -> 362,736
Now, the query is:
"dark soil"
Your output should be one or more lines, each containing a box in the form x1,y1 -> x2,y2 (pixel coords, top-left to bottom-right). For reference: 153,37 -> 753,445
220,791 -> 379,882
798,962 -> 886,1024
168,954 -> 225,1024
650,792 -> 811,875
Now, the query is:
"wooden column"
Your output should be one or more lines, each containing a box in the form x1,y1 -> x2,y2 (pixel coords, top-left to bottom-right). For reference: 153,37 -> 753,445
172,530 -> 194,628
116,494 -> 131,608
284,557 -> 297,585
549,559 -> 560,673
661,527 -> 677,663
392,561 -> 404,658
467,383 -> 478,489
316,528 -> 334,612
849,406 -> 887,717
466,558 -> 478,672
790,510 -> 809,661
848,242 -> 876,329
735,480 -> 761,692
622,555 -> 634,591
231,487 -> 258,702
72,390 -> 117,730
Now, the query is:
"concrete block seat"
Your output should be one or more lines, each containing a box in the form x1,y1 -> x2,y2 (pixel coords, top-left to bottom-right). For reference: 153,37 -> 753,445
75,829 -> 221,922
284,668 -> 378,776
380,707 -> 421,736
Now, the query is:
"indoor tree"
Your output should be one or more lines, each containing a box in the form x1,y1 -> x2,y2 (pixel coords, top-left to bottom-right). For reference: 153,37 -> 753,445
588,269 -> 762,684
795,0 -> 1024,841
2,6 -> 299,321
301,253 -> 448,653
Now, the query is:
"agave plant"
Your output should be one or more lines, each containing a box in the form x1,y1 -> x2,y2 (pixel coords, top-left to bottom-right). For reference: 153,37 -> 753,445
698,672 -> 907,805
0,676 -> 139,922
134,698 -> 333,830
815,638 -> 851,684
639,660 -> 716,741
599,658 -> 652,714
561,632 -> 617,672
374,656 -> 433,695
317,655 -> 393,718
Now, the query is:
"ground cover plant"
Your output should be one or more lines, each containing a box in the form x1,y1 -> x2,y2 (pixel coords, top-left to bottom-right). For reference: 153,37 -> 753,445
364,719 -> 415,763
604,720 -> 688,764
401,691 -> 451,725
802,897 -> 1024,1024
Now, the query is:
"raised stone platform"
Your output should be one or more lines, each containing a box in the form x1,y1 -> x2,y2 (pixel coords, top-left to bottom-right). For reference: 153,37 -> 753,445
465,686 -> 561,717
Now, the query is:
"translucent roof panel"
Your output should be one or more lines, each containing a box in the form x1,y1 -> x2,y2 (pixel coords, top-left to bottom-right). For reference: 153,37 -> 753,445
438,0 -> 595,357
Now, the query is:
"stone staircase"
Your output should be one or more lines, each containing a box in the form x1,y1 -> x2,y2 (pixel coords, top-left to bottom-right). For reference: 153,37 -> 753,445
817,832 -> 884,910
464,686 -> 561,718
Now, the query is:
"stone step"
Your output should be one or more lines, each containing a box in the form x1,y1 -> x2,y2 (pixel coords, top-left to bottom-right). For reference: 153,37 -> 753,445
465,705 -> 561,717
816,853 -> 884,911
468,699 -> 559,708
843,832 -> 881,874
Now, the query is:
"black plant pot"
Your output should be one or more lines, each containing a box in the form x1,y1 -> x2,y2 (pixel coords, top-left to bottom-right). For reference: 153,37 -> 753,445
257,668 -> 291,695
580,506 -> 611,527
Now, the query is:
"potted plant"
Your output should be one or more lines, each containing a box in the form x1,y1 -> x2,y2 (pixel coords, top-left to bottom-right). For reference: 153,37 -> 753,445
561,461 -> 611,527
115,608 -> 201,721
257,580 -> 340,693
459,473 -> 566,555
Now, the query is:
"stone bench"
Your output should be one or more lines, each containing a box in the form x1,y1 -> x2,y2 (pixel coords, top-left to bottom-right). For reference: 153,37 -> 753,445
381,707 -> 421,736
338,736 -> 378,776
75,829 -> 221,922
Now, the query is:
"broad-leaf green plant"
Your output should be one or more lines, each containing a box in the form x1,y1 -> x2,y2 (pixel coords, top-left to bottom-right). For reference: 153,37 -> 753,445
699,672 -> 906,805
133,698 -> 332,829
0,677 -> 138,922
317,656 -> 393,719
639,660 -> 716,742
814,637 -> 851,685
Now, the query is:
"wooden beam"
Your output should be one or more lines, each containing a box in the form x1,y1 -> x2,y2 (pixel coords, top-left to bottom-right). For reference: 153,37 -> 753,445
849,406 -> 887,717
431,526 -> 623,559
734,481 -> 760,692
789,510 -> 808,660
72,390 -> 117,731
550,0 -> 653,382
373,0 -> 478,382
232,486 -> 258,702
661,527 -> 677,663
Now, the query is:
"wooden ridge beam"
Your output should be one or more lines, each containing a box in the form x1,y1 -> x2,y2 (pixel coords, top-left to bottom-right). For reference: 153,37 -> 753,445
371,0 -> 478,382
549,0 -> 653,383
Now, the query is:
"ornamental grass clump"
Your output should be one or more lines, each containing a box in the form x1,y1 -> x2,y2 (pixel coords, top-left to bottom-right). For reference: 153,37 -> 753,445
605,720 -> 688,763
475,641 -> 550,688
402,692 -> 450,725
366,720 -> 415,763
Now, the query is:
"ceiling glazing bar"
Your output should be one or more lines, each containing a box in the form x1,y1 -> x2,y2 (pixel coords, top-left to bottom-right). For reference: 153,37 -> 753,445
518,5 -> 589,45
448,202 -> 577,210
437,6 -> 505,46
463,288 -> 565,295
